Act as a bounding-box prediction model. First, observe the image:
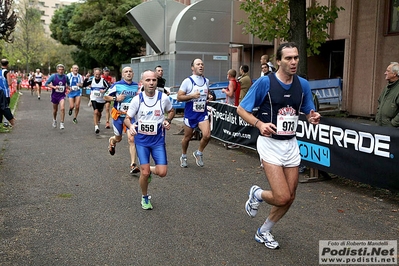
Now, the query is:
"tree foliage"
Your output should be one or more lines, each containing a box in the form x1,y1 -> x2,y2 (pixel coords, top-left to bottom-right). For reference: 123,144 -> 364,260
5,1 -> 45,72
4,0 -> 74,73
0,0 -> 18,42
50,0 -> 145,78
239,0 -> 344,74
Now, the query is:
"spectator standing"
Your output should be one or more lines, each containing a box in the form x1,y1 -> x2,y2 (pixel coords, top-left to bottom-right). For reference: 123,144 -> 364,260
124,70 -> 175,210
0,59 -> 15,126
375,62 -> 399,127
261,63 -> 272,76
237,42 -> 321,249
238,65 -> 251,103
67,65 -> 84,124
259,54 -> 269,77
0,59 -> 11,105
222,69 -> 238,106
104,66 -> 140,174
177,58 -> 211,168
102,67 -> 113,129
45,64 -> 70,130
222,69 -> 240,149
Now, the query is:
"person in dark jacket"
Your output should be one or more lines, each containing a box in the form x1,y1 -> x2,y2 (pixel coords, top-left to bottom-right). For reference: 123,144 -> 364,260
376,62 -> 399,127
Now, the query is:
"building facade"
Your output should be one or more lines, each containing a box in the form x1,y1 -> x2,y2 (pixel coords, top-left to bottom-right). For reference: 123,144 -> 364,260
131,0 -> 399,117
29,0 -> 73,35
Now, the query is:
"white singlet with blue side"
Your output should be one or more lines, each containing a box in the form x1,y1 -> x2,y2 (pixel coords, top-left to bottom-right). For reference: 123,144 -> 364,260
179,75 -> 209,120
127,91 -> 173,146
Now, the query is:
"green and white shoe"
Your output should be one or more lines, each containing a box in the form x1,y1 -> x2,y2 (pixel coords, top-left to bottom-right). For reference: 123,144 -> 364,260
141,195 -> 153,210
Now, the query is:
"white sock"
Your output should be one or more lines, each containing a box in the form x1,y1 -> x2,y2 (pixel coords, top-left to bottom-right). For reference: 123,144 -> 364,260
260,218 -> 275,232
254,189 -> 263,201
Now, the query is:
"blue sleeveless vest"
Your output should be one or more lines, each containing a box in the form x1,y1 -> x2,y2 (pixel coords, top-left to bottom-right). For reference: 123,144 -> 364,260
257,73 -> 303,140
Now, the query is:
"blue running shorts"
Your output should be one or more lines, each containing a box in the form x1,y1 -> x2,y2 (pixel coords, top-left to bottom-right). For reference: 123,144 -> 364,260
136,144 -> 167,165
112,116 -> 125,136
68,90 -> 82,98
183,114 -> 209,129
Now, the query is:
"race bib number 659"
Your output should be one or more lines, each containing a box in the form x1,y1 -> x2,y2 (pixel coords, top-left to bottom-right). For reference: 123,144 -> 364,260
138,120 -> 157,135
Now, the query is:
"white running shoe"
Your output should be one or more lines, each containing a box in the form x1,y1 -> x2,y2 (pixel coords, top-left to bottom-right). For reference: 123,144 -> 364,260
95,125 -> 100,134
60,123 -> 65,130
245,185 -> 262,218
180,156 -> 188,168
192,150 -> 204,167
52,120 -> 57,128
255,229 -> 280,249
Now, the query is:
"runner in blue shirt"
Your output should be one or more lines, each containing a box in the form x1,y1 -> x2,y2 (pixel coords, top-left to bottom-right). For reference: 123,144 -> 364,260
67,65 -> 84,124
104,66 -> 140,175
237,42 -> 321,250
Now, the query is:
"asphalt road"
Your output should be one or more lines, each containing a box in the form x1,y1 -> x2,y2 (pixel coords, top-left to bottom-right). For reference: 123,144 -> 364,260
0,90 -> 398,265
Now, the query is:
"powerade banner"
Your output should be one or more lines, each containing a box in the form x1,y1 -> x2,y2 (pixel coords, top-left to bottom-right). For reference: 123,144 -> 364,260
208,102 -> 399,191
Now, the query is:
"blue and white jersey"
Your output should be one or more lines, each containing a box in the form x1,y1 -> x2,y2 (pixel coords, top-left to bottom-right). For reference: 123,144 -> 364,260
0,69 -> 10,98
67,73 -> 83,91
34,72 -> 43,83
105,80 -> 139,116
127,91 -> 173,146
179,75 -> 209,120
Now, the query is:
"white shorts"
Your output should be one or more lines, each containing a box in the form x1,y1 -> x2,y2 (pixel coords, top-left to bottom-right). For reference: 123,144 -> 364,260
257,136 -> 301,167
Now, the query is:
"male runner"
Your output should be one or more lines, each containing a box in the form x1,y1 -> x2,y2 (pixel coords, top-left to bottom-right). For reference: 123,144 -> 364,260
67,65 -> 84,124
124,70 -> 175,210
177,58 -> 211,168
237,42 -> 321,249
104,66 -> 140,174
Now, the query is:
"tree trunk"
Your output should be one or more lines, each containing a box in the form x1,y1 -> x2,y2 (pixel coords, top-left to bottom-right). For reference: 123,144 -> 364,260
289,0 -> 308,78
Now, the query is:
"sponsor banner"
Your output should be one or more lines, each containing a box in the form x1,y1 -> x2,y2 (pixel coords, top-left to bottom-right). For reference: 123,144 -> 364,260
208,102 -> 257,149
319,240 -> 397,264
207,102 -> 399,191
297,116 -> 399,191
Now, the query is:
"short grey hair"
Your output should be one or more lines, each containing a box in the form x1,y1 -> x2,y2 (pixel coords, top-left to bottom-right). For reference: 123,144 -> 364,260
391,62 -> 399,76
140,69 -> 155,80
